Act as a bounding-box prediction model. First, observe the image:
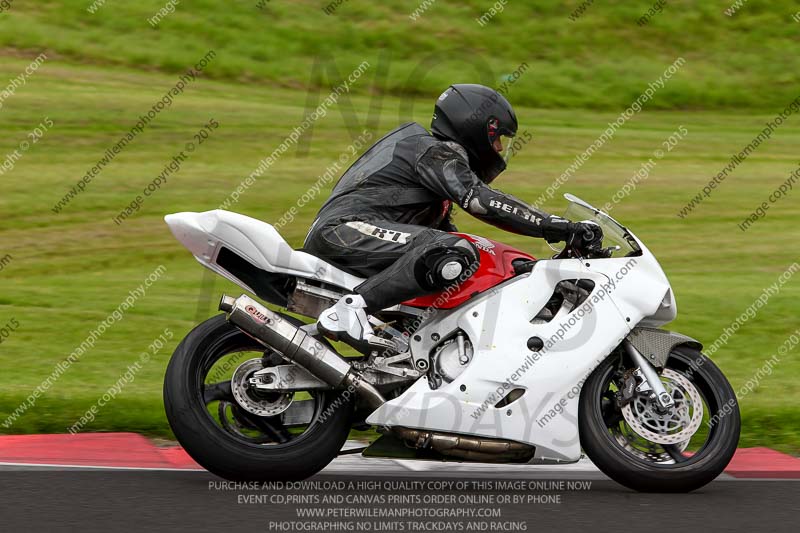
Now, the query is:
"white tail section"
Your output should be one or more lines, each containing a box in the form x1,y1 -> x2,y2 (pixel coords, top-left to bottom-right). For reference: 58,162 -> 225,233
165,210 -> 363,293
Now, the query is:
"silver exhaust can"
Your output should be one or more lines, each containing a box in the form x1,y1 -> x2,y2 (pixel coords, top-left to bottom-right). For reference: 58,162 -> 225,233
219,294 -> 384,408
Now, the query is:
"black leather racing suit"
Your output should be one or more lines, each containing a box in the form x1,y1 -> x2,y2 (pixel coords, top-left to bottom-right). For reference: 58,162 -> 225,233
303,122 -> 568,312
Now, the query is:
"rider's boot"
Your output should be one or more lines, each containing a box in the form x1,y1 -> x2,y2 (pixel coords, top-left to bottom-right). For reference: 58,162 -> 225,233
317,294 -> 374,344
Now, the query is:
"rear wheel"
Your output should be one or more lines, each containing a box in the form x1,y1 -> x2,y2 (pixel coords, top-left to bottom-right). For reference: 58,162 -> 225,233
579,346 -> 740,492
164,314 -> 353,481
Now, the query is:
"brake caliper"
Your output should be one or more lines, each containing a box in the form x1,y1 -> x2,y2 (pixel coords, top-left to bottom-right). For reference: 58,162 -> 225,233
616,369 -> 639,408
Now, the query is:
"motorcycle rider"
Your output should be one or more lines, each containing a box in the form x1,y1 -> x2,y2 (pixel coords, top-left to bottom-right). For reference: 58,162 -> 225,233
304,84 -> 601,344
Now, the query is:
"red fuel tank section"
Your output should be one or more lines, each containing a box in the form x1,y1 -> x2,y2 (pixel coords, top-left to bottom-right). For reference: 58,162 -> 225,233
402,233 -> 535,310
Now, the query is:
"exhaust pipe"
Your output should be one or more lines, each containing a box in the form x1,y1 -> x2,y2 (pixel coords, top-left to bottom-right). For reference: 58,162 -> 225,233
393,427 -> 535,462
219,294 -> 385,410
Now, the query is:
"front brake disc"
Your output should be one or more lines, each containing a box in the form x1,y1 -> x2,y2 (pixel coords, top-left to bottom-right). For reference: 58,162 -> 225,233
621,368 -> 704,445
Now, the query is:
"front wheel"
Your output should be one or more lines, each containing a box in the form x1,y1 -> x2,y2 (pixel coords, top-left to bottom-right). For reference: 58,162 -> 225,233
164,314 -> 354,481
579,345 -> 740,492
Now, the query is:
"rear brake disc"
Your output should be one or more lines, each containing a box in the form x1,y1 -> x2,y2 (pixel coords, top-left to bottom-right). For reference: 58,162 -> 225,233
231,358 -> 293,417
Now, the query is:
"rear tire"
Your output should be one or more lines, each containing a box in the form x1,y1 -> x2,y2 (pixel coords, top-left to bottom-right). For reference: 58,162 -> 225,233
579,346 -> 740,492
164,314 -> 354,481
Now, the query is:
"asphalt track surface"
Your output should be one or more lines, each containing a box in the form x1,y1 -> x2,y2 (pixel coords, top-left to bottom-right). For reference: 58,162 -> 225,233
2,465 -> 798,533
2,435 -> 798,532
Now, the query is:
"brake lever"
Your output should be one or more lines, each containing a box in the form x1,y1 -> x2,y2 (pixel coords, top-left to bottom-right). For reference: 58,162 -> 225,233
585,244 -> 618,259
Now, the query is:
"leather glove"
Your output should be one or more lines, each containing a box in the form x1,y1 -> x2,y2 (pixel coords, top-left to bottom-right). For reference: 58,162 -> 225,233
568,220 -> 603,248
541,216 -> 603,247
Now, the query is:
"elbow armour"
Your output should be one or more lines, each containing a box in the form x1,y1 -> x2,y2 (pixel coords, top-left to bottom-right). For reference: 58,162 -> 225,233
462,186 -> 549,237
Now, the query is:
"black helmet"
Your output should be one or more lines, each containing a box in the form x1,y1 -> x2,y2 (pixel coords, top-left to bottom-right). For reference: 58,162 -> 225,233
431,84 -> 518,183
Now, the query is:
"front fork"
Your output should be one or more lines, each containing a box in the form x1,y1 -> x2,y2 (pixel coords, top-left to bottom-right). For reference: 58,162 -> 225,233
622,340 -> 675,412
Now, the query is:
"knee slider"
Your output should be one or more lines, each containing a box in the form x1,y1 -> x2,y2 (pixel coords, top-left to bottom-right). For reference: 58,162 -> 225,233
415,238 -> 479,290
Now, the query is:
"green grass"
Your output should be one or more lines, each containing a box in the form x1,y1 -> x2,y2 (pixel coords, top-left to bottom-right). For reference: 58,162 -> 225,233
0,56 -> 798,453
0,1 -> 799,110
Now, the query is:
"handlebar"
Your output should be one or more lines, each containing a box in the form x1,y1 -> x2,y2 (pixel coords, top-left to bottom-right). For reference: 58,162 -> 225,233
554,237 -> 614,260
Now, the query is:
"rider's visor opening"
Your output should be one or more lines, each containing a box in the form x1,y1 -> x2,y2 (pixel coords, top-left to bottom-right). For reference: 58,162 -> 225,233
487,117 -> 517,163
499,134 -> 517,162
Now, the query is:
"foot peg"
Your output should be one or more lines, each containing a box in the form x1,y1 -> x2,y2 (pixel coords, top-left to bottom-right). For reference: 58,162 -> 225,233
364,334 -> 398,350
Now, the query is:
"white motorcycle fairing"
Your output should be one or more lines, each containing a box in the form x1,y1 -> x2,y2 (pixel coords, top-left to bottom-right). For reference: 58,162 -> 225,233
366,228 -> 675,463
164,210 -> 364,296
165,200 -> 677,464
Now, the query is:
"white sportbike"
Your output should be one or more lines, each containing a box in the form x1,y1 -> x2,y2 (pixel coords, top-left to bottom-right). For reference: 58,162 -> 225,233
163,194 -> 740,492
